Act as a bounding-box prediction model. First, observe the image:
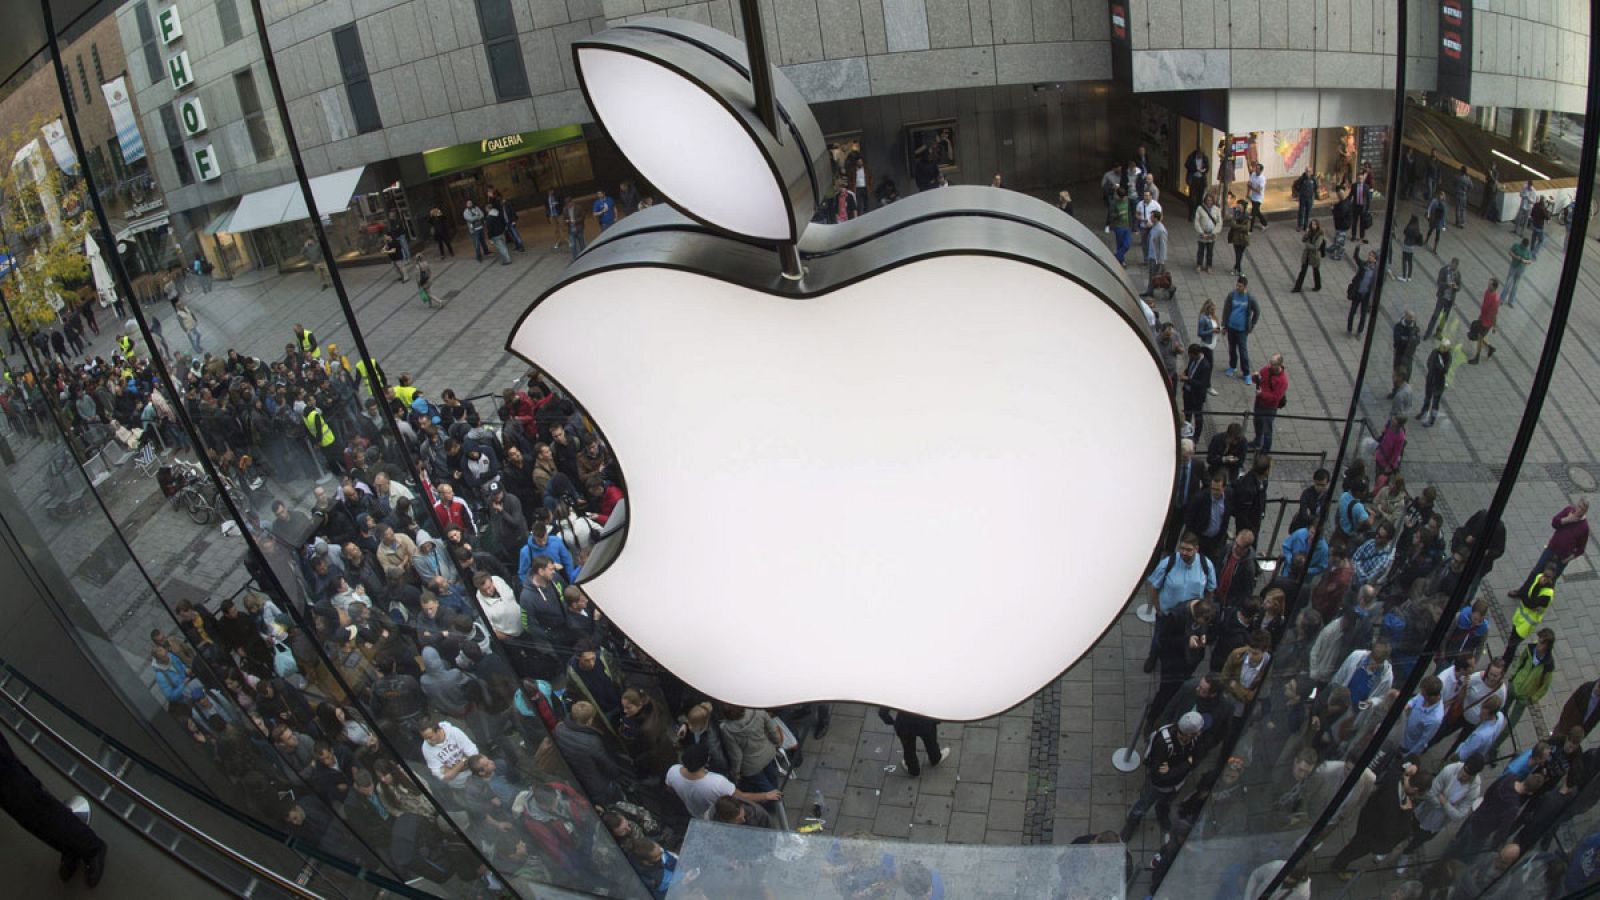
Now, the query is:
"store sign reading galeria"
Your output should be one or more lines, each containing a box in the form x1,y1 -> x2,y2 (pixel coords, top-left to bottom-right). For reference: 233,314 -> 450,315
158,6 -> 220,182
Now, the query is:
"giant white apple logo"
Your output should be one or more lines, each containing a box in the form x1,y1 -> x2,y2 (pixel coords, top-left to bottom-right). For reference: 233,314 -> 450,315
508,19 -> 1177,720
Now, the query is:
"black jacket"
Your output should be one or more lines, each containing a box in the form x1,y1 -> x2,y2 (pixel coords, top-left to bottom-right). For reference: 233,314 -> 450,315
1183,488 -> 1230,540
553,719 -> 624,805
1231,472 -> 1268,534
1156,602 -> 1210,678
1451,509 -> 1507,569
1173,458 -> 1206,509
1145,724 -> 1199,791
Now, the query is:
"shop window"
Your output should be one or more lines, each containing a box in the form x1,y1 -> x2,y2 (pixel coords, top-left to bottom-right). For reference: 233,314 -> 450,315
217,0 -> 244,45
234,69 -> 277,161
332,26 -> 382,135
76,56 -> 93,106
474,0 -> 530,101
159,104 -> 194,185
133,2 -> 163,87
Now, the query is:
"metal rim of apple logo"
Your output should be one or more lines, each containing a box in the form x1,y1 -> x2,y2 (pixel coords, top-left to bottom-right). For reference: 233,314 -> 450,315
504,18 -> 1179,721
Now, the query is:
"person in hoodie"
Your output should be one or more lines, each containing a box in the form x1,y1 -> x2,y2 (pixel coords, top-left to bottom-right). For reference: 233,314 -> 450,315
419,646 -> 481,719
518,522 -> 577,586
411,530 -> 457,588
719,704 -> 785,793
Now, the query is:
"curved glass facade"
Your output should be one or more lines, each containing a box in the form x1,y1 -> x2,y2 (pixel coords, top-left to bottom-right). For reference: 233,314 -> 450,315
0,0 -> 1597,898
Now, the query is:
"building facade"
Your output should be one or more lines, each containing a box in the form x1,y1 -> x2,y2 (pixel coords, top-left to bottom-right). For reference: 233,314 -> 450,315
114,0 -> 1591,273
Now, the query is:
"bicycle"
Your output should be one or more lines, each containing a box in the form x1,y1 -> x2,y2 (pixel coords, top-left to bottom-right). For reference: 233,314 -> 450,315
169,458 -> 221,524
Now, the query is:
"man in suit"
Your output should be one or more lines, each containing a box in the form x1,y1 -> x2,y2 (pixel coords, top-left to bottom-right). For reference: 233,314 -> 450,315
1184,470 -> 1232,560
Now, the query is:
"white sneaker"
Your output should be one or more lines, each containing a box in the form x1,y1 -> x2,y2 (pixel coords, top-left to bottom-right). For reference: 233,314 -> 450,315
935,747 -> 951,766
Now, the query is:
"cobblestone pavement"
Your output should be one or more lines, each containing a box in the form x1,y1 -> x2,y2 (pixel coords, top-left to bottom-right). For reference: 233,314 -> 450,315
5,187 -> 1599,885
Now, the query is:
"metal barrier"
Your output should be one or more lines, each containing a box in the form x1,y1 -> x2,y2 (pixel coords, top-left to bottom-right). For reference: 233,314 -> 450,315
0,657 -> 435,899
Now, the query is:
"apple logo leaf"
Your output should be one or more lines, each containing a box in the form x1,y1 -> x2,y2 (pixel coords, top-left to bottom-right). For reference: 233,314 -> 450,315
574,20 -> 827,244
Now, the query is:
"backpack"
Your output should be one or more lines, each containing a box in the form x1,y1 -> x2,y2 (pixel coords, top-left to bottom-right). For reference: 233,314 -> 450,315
1158,552 -> 1212,595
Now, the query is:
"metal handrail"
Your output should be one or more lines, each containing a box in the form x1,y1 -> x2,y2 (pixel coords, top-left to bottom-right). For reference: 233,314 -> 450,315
0,659 -> 436,898
0,680 -> 325,899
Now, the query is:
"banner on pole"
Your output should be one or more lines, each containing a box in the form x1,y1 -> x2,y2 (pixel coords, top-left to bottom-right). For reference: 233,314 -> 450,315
101,76 -> 147,164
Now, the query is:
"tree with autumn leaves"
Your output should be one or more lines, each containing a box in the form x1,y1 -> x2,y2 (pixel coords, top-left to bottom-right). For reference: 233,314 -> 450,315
0,114 -> 92,337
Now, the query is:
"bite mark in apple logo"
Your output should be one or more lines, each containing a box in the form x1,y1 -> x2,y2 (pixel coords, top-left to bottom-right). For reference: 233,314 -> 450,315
507,19 -> 1178,721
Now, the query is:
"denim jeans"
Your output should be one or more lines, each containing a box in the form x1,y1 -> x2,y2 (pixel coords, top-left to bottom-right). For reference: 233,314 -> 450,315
1531,227 -> 1547,258
1297,201 -> 1313,230
491,234 -> 512,264
1227,330 -> 1251,373
1122,779 -> 1177,840
471,229 -> 488,260
1253,406 -> 1277,451
1113,227 -> 1132,264
568,226 -> 587,260
1503,264 -> 1526,306
1196,240 -> 1214,268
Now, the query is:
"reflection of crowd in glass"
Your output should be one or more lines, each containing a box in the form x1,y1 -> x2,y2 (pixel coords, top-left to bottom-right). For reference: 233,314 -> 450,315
2,317 -> 837,896
1131,443 -> 1595,896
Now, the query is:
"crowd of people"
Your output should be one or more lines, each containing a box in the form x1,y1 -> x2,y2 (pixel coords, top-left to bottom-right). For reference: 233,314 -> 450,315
0,280 -> 849,896
2,134 -> 1594,898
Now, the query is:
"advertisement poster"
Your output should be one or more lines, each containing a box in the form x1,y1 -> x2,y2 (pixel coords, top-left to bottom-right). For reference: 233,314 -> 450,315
1437,0 -> 1473,103
101,76 -> 147,164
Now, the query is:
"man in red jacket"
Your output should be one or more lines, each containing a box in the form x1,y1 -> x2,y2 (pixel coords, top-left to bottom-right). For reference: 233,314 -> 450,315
1249,353 -> 1289,453
431,483 -> 477,535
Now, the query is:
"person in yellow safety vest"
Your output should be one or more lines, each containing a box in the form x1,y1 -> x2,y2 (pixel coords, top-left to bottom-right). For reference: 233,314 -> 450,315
326,344 -> 350,375
391,374 -> 418,408
293,324 -> 320,359
1502,563 -> 1557,666
116,333 -> 135,358
303,401 -> 342,475
354,357 -> 386,397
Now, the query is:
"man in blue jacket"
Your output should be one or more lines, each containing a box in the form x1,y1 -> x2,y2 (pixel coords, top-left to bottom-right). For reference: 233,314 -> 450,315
1222,277 -> 1261,384
518,522 -> 577,586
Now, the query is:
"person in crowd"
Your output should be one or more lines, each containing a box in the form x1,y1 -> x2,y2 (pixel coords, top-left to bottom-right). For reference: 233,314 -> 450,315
1290,219 -> 1325,292
665,744 -> 778,820
1499,628 -> 1556,753
1531,498 -> 1590,579
1121,712 -> 1205,842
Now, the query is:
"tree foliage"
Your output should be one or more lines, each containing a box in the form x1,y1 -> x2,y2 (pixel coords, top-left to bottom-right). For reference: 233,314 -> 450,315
0,115 -> 92,334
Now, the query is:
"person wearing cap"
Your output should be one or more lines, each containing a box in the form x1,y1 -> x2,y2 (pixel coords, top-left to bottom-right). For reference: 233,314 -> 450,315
664,744 -> 778,820
1121,711 -> 1205,841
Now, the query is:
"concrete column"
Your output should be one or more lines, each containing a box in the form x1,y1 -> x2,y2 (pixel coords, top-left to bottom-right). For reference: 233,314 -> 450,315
1474,106 -> 1497,133
1511,108 -> 1535,151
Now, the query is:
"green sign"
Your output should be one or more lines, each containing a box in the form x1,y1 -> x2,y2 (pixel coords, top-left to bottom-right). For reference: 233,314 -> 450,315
422,125 -> 585,178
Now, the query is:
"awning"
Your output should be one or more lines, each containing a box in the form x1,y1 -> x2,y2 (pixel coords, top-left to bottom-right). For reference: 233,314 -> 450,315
209,166 -> 366,234
114,212 -> 170,242
224,182 -> 299,233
